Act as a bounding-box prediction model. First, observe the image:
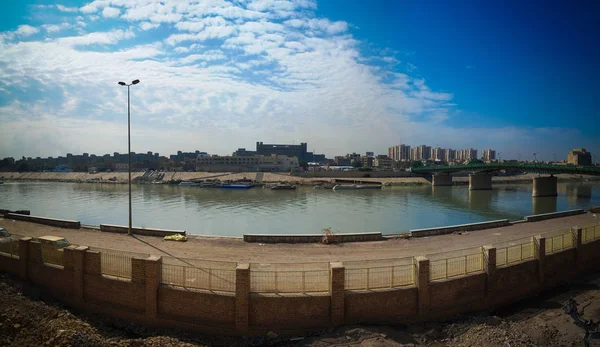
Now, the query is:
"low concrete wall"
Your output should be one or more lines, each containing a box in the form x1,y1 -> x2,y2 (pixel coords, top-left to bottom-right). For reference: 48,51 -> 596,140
544,248 -> 577,288
100,224 -> 186,237
5,213 -> 80,229
525,209 -> 585,222
410,220 -> 510,238
0,209 -> 30,216
292,171 -> 413,178
243,232 -> 382,243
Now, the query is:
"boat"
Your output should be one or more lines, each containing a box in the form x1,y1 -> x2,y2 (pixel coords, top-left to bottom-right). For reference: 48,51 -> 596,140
220,183 -> 253,189
270,184 -> 296,190
199,182 -> 220,188
179,181 -> 201,186
332,184 -> 382,191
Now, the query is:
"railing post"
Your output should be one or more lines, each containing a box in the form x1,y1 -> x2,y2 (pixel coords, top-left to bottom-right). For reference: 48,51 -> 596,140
415,256 -> 430,317
72,246 -> 89,305
535,236 -> 546,285
143,255 -> 162,324
572,227 -> 584,273
18,237 -> 32,281
330,262 -> 345,326
235,263 -> 250,333
483,246 -> 496,297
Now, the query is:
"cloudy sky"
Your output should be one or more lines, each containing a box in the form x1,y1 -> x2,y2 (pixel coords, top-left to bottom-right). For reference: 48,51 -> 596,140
0,0 -> 598,161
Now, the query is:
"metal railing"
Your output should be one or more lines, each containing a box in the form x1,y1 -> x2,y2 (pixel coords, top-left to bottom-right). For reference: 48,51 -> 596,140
344,257 -> 415,290
161,257 -> 237,293
428,247 -> 484,281
250,263 -> 330,294
542,228 -> 574,254
581,223 -> 600,244
494,236 -> 535,267
0,239 -> 19,259
90,247 -> 149,279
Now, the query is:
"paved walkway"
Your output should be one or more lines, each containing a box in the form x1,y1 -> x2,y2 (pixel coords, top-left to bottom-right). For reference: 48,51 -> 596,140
1,214 -> 598,264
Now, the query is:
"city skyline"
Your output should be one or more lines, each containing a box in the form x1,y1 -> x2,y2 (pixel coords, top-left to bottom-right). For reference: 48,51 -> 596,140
1,1 -> 599,161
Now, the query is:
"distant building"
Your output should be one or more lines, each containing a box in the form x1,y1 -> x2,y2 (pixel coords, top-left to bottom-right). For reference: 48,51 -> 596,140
373,155 -> 393,170
233,148 -> 257,156
366,151 -> 374,157
388,144 -> 411,161
482,149 -> 496,163
431,147 -> 446,161
410,147 -> 420,161
568,148 -> 592,166
360,156 -> 374,168
445,149 -> 456,163
418,145 -> 432,160
256,142 -> 308,162
195,154 -> 298,172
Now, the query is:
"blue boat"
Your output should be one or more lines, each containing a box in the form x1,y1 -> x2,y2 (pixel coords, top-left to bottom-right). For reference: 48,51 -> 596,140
220,183 -> 253,189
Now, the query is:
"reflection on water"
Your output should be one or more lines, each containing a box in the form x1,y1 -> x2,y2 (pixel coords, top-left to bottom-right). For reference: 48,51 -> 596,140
532,197 -> 558,216
0,181 -> 598,236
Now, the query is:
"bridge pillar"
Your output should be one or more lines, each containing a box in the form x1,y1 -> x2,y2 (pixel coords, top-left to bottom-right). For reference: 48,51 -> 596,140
432,173 -> 453,186
469,173 -> 492,190
532,175 -> 557,197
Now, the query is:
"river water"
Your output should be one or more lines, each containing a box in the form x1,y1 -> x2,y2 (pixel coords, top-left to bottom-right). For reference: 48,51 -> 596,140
1,181 -> 598,236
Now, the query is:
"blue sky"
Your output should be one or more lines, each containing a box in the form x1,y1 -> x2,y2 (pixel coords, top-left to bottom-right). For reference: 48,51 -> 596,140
0,0 -> 598,161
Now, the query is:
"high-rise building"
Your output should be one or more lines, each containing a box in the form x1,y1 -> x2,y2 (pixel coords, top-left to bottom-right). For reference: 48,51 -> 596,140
568,148 -> 592,166
418,145 -> 431,160
482,149 -> 496,162
445,149 -> 456,162
388,144 -> 411,161
410,147 -> 420,161
432,147 -> 446,161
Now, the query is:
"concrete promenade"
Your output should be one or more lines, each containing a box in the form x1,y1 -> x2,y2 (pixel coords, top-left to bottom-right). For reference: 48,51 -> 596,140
1,213 -> 597,264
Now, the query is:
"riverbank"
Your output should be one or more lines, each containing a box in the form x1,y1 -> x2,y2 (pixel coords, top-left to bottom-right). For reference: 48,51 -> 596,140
1,171 -> 598,186
1,213 -> 597,263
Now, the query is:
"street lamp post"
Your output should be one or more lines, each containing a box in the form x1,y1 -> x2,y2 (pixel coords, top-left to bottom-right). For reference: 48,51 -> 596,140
118,79 -> 140,236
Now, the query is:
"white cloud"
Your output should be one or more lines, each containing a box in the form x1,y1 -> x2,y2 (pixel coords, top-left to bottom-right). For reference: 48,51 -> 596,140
15,25 -> 39,37
42,23 -> 72,34
57,29 -> 135,46
139,22 -> 160,31
102,7 -> 121,18
56,4 -> 79,13
2,0 -> 584,160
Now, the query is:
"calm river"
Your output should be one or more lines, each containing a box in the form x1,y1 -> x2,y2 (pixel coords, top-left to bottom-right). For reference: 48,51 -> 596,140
1,181 -> 599,236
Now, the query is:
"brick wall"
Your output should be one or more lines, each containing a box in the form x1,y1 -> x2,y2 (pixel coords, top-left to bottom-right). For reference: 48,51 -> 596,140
492,260 -> 539,306
249,294 -> 330,329
84,275 -> 145,313
429,273 -> 487,318
0,227 -> 598,336
345,287 -> 418,324
544,248 -> 577,288
157,286 -> 235,327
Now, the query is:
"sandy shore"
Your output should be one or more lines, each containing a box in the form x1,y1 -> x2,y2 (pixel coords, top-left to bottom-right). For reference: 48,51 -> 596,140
1,214 -> 598,264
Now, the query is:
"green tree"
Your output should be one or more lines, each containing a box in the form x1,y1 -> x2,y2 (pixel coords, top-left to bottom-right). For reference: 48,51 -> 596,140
411,161 -> 423,168
352,160 -> 362,168
468,159 -> 484,165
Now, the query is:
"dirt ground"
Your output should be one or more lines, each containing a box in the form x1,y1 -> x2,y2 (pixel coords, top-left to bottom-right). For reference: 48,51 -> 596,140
1,271 -> 599,347
0,214 -> 598,264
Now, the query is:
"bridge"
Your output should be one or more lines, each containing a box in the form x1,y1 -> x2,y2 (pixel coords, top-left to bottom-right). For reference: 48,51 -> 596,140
412,163 -> 600,197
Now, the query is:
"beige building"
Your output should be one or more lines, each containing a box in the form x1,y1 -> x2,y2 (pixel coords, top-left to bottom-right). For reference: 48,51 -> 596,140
567,148 -> 592,166
482,149 -> 496,163
195,154 -> 299,172
388,144 -> 411,162
373,156 -> 394,170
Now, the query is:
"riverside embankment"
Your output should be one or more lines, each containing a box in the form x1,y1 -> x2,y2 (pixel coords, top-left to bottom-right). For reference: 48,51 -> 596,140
2,171 -> 598,186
